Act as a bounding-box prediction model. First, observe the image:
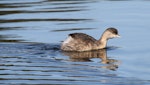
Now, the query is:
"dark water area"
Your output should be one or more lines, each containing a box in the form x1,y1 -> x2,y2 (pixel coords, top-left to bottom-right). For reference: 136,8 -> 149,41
0,0 -> 150,85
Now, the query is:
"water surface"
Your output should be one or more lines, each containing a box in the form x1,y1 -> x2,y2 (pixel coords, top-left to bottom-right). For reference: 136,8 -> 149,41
0,0 -> 150,85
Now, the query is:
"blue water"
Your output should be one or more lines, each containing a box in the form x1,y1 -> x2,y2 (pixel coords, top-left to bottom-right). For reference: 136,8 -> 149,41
0,0 -> 150,85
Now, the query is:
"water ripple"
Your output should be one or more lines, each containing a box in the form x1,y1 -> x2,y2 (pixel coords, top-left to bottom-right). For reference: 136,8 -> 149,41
0,43 -> 148,85
0,0 -> 150,85
0,18 -> 91,23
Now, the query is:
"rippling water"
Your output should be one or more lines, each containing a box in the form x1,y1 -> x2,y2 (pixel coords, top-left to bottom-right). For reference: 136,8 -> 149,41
0,0 -> 150,85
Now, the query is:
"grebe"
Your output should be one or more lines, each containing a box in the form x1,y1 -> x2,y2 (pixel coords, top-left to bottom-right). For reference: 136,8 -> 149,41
61,27 -> 120,52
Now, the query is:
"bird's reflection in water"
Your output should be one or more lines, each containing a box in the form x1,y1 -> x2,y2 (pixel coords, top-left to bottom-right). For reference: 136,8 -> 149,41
62,49 -> 120,71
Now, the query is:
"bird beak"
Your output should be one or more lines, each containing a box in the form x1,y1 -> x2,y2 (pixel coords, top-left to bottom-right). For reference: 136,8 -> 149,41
116,34 -> 121,38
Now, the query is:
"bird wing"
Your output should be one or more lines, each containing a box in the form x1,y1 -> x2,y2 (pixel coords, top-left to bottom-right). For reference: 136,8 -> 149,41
69,33 -> 97,44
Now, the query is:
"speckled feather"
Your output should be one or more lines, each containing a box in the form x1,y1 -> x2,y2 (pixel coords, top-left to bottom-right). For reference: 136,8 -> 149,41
61,28 -> 119,51
69,33 -> 97,44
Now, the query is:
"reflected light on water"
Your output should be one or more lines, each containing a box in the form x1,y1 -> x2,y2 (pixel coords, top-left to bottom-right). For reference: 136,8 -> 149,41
0,0 -> 150,85
63,48 -> 120,70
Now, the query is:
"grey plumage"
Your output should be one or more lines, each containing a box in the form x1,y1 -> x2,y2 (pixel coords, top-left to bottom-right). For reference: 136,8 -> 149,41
61,27 -> 120,52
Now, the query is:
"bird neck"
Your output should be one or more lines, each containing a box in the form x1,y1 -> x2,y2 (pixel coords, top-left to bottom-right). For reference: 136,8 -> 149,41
98,33 -> 108,49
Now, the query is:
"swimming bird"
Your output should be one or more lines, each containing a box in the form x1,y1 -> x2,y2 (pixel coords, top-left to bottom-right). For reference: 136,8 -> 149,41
61,27 -> 120,52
